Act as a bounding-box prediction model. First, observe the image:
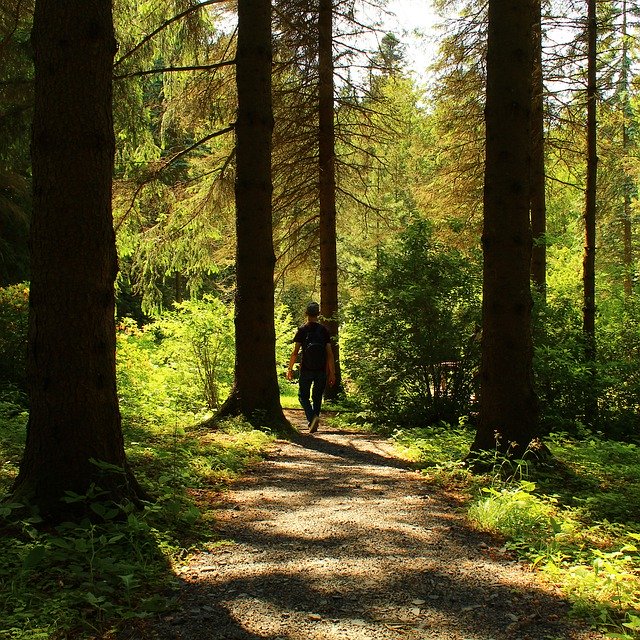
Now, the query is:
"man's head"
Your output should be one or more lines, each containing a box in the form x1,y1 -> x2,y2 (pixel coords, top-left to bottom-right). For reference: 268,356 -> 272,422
306,301 -> 320,319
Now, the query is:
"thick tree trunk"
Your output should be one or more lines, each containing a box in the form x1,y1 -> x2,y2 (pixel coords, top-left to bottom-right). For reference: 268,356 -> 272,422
583,0 -> 597,420
472,0 -> 539,456
218,0 -> 290,432
318,0 -> 342,400
12,0 -> 142,519
530,0 -> 546,297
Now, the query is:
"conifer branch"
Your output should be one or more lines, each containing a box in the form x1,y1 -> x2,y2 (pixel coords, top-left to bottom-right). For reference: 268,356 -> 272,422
115,125 -> 235,231
114,0 -> 231,68
114,60 -> 235,79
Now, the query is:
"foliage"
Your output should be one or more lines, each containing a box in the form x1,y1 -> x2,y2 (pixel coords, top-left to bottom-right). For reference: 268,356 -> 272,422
596,295 -> 640,439
0,284 -> 29,393
153,296 -> 235,412
0,1 -> 33,288
392,423 -> 473,467
533,293 -> 595,433
468,481 -> 558,542
533,291 -> 640,438
116,296 -> 235,422
0,396 -> 273,639
390,425 -> 640,637
475,435 -> 640,637
343,219 -> 480,425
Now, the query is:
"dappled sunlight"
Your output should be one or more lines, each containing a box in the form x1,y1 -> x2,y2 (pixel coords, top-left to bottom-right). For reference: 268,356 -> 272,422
150,428 -> 600,640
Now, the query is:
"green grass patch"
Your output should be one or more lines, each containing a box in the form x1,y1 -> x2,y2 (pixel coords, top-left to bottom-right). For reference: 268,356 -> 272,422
0,399 -> 273,640
390,424 -> 640,639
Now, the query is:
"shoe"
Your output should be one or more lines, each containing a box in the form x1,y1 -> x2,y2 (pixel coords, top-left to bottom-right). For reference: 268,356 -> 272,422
309,415 -> 320,433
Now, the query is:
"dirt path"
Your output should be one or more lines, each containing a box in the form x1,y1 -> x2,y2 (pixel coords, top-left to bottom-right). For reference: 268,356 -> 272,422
151,411 -> 603,640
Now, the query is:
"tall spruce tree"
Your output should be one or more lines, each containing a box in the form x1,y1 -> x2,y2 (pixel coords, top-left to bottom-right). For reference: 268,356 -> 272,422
530,0 -> 546,295
217,0 -> 290,430
471,0 -> 539,456
318,0 -> 342,398
583,0 -> 598,420
12,0 -> 143,518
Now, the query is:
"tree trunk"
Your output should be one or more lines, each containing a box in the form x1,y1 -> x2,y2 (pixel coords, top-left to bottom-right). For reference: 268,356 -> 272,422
318,0 -> 342,399
583,0 -> 597,420
12,0 -> 143,519
471,0 -> 539,456
217,0 -> 290,432
530,0 -> 546,297
621,0 -> 633,299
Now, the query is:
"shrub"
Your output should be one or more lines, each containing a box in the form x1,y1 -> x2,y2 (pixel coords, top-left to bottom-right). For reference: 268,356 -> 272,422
153,296 -> 235,412
469,481 -> 558,544
533,293 -> 640,440
0,283 -> 29,393
117,298 -> 295,423
343,220 -> 480,425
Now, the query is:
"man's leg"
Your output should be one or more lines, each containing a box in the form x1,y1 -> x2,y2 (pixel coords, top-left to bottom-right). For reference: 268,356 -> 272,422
298,373 -> 315,424
310,371 -> 327,419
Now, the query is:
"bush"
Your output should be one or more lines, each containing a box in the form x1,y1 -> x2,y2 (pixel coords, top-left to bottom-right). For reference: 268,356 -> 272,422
469,481 -> 558,544
116,296 -> 235,424
533,295 -> 594,434
343,220 -> 480,425
117,298 -> 295,423
533,293 -> 640,440
0,283 -> 29,393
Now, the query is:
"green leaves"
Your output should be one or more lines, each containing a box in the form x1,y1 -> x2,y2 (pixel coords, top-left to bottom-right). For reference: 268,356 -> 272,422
343,219 -> 480,425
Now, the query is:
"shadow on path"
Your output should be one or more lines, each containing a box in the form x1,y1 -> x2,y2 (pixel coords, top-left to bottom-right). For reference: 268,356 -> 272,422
289,430 -> 416,471
142,420 -> 603,640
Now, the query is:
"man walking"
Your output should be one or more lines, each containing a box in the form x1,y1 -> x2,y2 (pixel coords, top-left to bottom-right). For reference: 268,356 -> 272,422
286,302 -> 336,432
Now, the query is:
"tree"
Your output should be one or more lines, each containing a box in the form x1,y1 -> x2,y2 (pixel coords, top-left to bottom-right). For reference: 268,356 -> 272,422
318,0 -> 342,399
620,0 -> 634,298
530,0 -> 546,295
217,0 -> 290,430
12,0 -> 143,518
471,0 -> 539,456
583,0 -> 597,351
582,0 -> 598,419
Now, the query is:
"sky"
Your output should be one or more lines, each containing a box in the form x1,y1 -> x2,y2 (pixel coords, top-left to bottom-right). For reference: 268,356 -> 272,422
378,0 -> 440,78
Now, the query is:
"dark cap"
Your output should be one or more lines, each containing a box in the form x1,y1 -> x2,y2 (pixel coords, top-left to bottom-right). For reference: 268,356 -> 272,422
306,301 -> 320,317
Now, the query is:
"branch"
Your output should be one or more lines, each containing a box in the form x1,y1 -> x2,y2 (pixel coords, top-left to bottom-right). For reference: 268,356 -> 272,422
114,59 -> 235,80
115,125 -> 235,231
167,125 -> 234,167
114,0 -> 231,68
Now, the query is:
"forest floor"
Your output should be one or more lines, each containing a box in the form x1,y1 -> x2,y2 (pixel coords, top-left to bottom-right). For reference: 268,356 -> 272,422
144,410 -> 605,640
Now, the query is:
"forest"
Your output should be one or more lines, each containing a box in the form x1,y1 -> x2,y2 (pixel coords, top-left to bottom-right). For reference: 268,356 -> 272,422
1,0 -> 640,638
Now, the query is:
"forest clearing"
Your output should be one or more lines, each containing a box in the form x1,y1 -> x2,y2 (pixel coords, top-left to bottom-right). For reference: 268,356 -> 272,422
2,0 -> 640,638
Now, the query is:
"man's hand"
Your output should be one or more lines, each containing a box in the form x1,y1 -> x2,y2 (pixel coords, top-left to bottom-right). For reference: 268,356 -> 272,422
286,369 -> 294,381
328,372 -> 336,387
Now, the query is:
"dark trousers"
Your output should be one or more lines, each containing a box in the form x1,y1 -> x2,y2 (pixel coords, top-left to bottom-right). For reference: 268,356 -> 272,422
298,369 -> 327,423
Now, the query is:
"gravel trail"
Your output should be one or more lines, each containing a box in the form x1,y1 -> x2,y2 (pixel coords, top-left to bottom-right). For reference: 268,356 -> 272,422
150,411 -> 603,640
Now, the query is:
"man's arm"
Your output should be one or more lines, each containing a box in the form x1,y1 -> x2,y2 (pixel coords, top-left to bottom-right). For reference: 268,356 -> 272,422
326,343 -> 336,386
287,343 -> 301,381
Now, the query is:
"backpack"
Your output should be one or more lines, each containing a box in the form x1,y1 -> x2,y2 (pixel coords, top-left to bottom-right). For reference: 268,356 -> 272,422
302,323 -> 327,371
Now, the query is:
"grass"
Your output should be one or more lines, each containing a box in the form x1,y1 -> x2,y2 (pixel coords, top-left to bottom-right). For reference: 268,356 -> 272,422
0,399 -> 274,640
3,392 -> 640,640
388,423 -> 640,640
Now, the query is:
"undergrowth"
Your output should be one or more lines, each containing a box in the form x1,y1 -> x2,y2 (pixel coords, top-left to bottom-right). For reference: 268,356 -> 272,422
390,424 -> 640,639
0,397 -> 273,640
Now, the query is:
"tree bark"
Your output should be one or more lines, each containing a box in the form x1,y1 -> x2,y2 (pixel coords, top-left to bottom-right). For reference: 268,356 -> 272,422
217,0 -> 290,432
583,0 -> 597,420
530,0 -> 546,297
471,0 -> 539,456
621,0 -> 633,299
12,0 -> 143,519
318,0 -> 342,399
